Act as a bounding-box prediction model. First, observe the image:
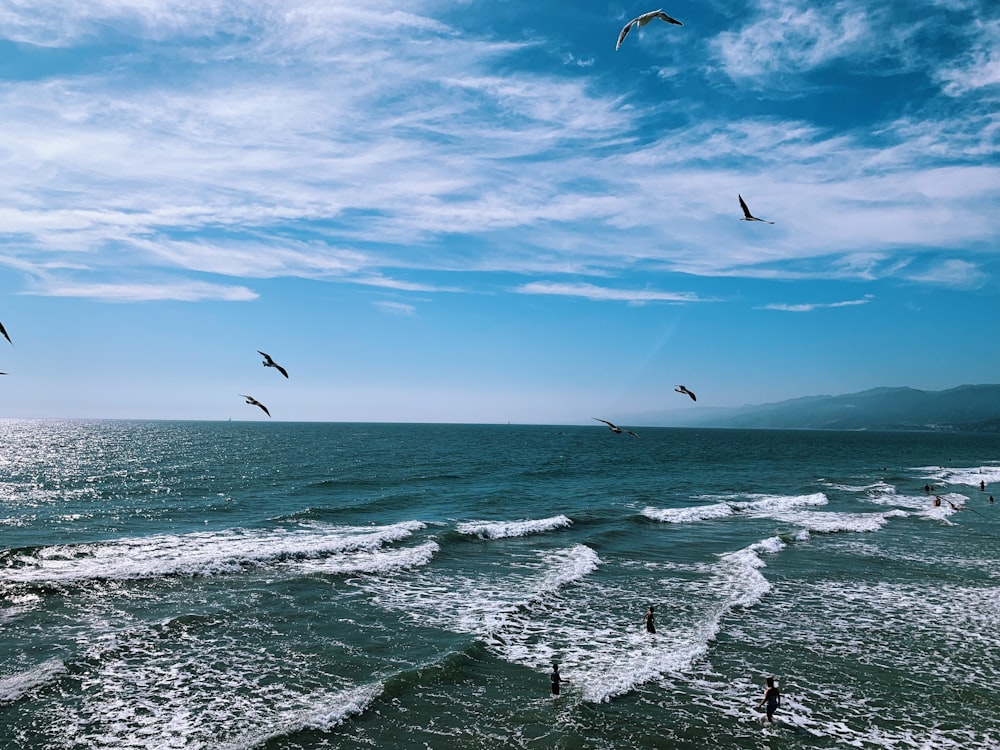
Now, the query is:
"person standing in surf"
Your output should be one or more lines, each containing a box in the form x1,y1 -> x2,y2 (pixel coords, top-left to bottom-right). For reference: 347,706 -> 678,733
550,663 -> 567,696
643,605 -> 656,634
757,676 -> 781,723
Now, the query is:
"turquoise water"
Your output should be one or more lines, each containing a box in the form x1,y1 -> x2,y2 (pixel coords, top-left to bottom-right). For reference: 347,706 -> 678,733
1,420 -> 999,749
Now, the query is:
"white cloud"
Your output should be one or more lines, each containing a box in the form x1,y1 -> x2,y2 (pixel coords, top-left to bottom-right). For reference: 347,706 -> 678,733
935,19 -> 1000,97
713,0 -> 871,82
0,0 -> 995,300
27,279 -> 258,302
515,281 -> 704,304
902,259 -> 988,288
757,295 -> 873,312
374,300 -> 416,316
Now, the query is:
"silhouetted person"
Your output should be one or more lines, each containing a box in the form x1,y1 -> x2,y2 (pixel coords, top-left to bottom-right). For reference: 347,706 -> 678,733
757,676 -> 781,723
643,606 -> 656,634
550,663 -> 567,696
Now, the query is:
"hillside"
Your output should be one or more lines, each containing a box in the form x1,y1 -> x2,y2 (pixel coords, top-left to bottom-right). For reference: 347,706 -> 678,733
634,384 -> 1000,432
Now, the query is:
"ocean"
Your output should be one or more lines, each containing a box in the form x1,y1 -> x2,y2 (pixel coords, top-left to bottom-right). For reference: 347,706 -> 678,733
1,420 -> 999,749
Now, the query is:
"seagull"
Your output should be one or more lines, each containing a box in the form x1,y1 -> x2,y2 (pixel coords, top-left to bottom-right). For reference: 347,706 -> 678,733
616,9 -> 682,50
675,385 -> 697,402
258,351 -> 289,378
0,321 -> 11,345
739,194 -> 774,224
240,394 -> 271,418
593,417 -> 640,438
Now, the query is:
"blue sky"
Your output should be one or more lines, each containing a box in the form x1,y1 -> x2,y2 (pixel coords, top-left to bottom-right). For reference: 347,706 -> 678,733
0,0 -> 997,423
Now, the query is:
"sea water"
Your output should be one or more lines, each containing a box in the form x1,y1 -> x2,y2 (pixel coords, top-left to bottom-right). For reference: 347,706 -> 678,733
1,420 -> 999,749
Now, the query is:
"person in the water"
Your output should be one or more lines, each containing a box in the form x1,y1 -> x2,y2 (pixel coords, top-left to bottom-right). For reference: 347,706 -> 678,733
643,605 -> 656,634
757,676 -> 781,723
550,663 -> 567,695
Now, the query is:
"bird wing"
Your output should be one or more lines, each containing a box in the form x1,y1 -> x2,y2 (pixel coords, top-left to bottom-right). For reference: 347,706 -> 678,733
616,19 -> 635,49
258,350 -> 274,364
738,194 -> 753,219
685,389 -> 697,401
655,11 -> 682,25
0,322 -> 10,345
258,403 -> 271,417
593,417 -> 618,429
275,363 -> 289,378
626,430 -> 641,438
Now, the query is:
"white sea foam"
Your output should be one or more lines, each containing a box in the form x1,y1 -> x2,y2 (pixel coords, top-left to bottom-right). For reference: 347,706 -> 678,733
642,494 -> 826,525
641,503 -> 733,523
0,521 -> 426,586
288,541 -> 438,575
217,684 -> 382,750
732,492 -> 829,513
357,543 -> 602,644
455,514 -> 572,539
50,615 -> 383,750
915,463 -> 1000,488
0,658 -> 66,703
555,536 -> 788,703
766,510 -> 893,534
821,479 -> 895,494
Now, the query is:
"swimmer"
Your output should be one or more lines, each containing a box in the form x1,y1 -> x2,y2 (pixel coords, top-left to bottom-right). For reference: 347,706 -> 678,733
757,676 -> 781,723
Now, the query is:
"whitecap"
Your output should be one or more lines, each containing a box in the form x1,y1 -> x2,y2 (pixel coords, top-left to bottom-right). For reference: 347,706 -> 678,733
731,492 -> 829,513
455,515 -> 572,539
642,503 -> 733,523
0,658 -> 66,703
288,541 -> 438,576
915,464 -> 1000,488
0,521 -> 427,586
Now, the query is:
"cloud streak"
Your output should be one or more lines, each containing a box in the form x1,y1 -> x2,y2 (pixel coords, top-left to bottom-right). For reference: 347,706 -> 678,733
757,295 -> 874,312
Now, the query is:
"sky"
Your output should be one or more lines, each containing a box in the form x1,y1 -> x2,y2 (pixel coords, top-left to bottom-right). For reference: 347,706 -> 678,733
0,0 -> 997,424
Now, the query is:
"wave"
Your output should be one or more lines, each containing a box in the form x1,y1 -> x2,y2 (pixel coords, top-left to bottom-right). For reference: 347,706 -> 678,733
0,521 -> 427,588
642,503 -> 733,524
914,464 -> 1000,488
642,493 -> 827,525
285,541 -> 439,576
357,543 -> 602,640
732,492 -> 829,513
0,658 -> 66,703
455,515 -> 572,539
548,536 -> 789,704
217,684 -> 382,750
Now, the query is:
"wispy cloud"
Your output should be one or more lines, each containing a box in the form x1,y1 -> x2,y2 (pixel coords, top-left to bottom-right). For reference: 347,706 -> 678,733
713,0 -> 872,83
373,300 -> 416,316
515,281 -> 704,304
757,294 -> 874,312
0,0 -> 995,303
902,259 -> 989,288
26,278 -> 258,302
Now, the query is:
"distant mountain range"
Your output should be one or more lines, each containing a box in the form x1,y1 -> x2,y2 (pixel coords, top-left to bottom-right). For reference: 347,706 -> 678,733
630,385 -> 1000,432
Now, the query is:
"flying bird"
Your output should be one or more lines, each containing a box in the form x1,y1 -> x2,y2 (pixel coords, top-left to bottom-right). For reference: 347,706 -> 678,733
739,194 -> 774,224
593,417 -> 640,438
0,321 -> 11,345
675,385 -> 696,401
616,9 -> 682,50
240,394 -> 271,418
258,351 -> 289,378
